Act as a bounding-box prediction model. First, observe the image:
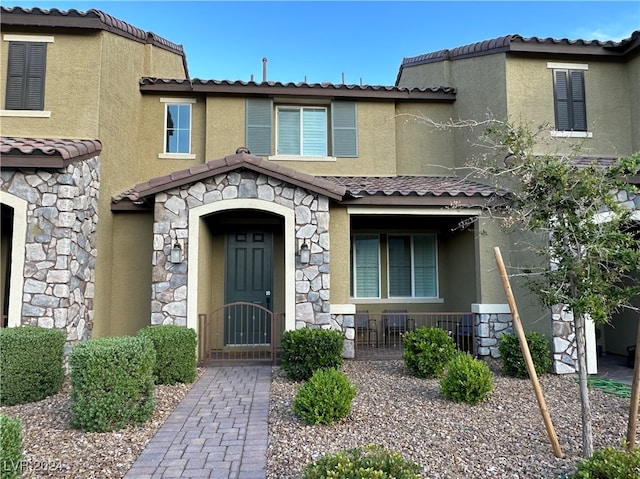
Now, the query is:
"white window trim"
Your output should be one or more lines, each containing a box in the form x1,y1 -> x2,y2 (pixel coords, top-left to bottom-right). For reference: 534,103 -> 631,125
268,154 -> 336,162
386,233 -> 439,299
3,34 -> 54,43
548,62 -> 591,137
160,98 -> 196,157
275,105 -> 328,157
158,153 -> 197,160
3,35 -> 53,115
0,110 -> 51,118
550,130 -> 593,138
546,62 -> 588,70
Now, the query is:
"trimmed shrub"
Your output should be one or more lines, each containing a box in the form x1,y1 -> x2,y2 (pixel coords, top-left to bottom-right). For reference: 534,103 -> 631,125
303,444 -> 421,479
69,336 -> 156,432
440,353 -> 494,404
137,325 -> 197,385
403,327 -> 457,378
293,368 -> 356,425
570,446 -> 640,478
0,414 -> 22,479
0,326 -> 65,406
498,331 -> 551,378
281,328 -> 344,381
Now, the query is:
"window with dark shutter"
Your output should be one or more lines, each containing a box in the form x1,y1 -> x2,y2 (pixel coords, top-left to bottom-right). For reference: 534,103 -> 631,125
246,98 -> 273,156
5,41 -> 47,110
553,69 -> 586,131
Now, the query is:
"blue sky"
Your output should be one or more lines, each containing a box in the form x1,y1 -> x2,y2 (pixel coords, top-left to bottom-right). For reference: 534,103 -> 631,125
4,1 -> 640,85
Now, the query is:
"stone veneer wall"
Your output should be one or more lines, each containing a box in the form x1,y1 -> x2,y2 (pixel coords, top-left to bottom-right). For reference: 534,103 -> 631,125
331,313 -> 355,358
0,158 -> 100,352
151,170 -> 332,330
475,313 -> 513,358
551,304 -> 577,373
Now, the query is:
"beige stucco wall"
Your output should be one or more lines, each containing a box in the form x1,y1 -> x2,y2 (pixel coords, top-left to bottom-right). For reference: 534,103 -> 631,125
108,213 -> 154,336
0,26 -> 187,337
626,53 -> 640,152
328,205 -> 351,305
506,58 -> 634,157
394,102 -> 456,175
0,32 -> 102,137
397,55 -> 508,170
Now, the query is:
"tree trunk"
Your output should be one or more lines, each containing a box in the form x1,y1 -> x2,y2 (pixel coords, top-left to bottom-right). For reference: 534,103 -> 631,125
626,315 -> 640,451
575,313 -> 594,457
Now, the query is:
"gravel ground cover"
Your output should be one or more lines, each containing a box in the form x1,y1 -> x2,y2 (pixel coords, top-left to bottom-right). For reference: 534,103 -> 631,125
1,360 -> 637,479
0,370 -> 204,479
266,359 -> 638,479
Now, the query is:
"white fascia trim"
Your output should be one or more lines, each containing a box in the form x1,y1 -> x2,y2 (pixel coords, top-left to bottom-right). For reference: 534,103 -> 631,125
471,303 -> 511,314
347,206 -> 482,216
160,97 -> 197,104
0,110 -> 51,118
550,131 -> 593,138
3,34 -> 54,43
269,155 -> 336,162
546,62 -> 589,70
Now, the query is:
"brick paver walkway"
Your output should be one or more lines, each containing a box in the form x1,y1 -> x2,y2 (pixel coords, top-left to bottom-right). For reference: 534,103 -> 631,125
124,365 -> 271,479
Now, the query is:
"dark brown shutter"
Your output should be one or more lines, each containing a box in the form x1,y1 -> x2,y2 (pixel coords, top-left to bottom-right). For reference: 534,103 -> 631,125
570,70 -> 586,131
5,42 -> 46,110
553,69 -> 587,132
553,70 -> 570,131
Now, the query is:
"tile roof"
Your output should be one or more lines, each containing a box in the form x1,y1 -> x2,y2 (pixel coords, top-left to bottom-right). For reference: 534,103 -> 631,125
112,151 -> 508,210
0,137 -> 102,168
139,78 -> 456,101
399,30 -> 640,76
325,176 -> 508,199
112,150 -> 348,209
0,6 -> 185,57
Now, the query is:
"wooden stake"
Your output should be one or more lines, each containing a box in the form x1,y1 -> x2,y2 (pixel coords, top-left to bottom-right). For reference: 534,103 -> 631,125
626,315 -> 640,451
494,247 -> 564,458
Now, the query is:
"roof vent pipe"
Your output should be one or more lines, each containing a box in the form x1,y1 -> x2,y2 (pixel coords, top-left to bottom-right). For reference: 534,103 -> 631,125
262,57 -> 267,82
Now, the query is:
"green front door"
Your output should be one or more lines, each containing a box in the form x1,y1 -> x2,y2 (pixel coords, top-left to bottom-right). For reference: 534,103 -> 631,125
225,230 -> 273,345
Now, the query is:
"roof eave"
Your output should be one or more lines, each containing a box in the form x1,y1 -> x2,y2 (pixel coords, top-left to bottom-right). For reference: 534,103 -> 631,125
139,80 -> 456,102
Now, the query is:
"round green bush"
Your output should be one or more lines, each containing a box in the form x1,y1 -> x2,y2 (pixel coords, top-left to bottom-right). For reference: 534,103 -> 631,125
70,336 -> 156,432
293,368 -> 356,425
0,414 -> 22,479
570,446 -> 640,478
303,444 -> 421,478
440,353 -> 494,404
403,327 -> 457,378
498,331 -> 551,378
0,326 -> 65,406
137,325 -> 197,385
281,328 -> 345,381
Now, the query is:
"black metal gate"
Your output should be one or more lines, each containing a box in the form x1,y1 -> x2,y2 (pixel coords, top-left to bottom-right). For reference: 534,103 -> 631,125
198,302 -> 284,363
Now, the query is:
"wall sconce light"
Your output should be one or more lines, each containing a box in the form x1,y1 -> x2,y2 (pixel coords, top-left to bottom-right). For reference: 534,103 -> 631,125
298,239 -> 310,265
170,241 -> 183,264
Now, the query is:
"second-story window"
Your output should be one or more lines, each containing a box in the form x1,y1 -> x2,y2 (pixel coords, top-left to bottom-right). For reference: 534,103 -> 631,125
277,106 -> 327,156
5,39 -> 50,111
163,100 -> 194,155
550,64 -> 587,132
246,98 -> 358,158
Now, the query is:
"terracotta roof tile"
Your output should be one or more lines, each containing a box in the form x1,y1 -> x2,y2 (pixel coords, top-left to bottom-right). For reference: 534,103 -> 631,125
325,176 -> 508,199
112,151 -> 348,207
400,30 -> 640,69
0,137 -> 102,168
0,6 -> 184,57
139,78 -> 456,100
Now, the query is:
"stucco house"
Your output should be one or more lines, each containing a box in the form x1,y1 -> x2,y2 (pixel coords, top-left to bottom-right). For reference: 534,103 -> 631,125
1,6 -> 638,373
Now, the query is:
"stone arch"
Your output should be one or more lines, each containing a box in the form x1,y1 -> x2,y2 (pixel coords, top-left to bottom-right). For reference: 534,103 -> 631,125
0,191 -> 27,327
